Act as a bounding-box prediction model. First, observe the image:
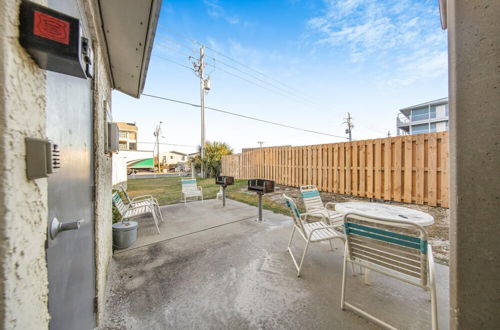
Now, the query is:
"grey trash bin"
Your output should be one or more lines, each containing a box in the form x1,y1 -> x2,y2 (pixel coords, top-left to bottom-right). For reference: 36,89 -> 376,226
112,221 -> 138,249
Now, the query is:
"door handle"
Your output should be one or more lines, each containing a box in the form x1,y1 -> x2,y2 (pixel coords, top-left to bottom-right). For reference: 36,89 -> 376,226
49,217 -> 84,239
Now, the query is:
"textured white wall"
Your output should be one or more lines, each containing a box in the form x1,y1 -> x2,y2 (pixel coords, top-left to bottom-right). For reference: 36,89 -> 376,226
0,0 -> 50,328
0,0 -> 115,327
81,0 -> 114,324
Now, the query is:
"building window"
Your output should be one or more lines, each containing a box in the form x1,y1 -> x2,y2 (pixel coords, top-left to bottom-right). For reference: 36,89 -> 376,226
119,142 -> 127,150
412,123 -> 429,134
411,107 -> 429,121
430,122 -> 437,132
129,143 -> 137,150
182,156 -> 185,161
163,156 -> 166,162
445,104 -> 449,117
119,131 -> 128,139
170,156 -> 173,159
430,106 -> 436,119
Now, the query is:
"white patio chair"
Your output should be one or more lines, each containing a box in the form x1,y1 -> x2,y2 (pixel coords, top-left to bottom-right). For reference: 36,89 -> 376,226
181,178 -> 203,206
119,186 -> 164,222
341,212 -> 438,330
283,194 -> 345,277
216,186 -> 223,200
112,192 -> 161,234
300,185 -> 343,225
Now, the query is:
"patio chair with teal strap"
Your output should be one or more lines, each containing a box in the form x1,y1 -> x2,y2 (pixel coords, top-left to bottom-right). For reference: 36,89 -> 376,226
119,185 -> 164,222
341,212 -> 438,330
181,178 -> 203,206
283,194 -> 345,277
300,185 -> 343,226
112,192 -> 161,234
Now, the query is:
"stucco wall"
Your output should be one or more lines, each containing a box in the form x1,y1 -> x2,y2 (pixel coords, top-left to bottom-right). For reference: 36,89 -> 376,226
0,0 -> 50,328
81,0 -> 114,325
0,0 -> 114,327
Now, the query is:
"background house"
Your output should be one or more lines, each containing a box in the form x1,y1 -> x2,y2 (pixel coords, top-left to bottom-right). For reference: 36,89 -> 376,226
112,122 -> 155,185
117,122 -> 138,151
397,98 -> 449,135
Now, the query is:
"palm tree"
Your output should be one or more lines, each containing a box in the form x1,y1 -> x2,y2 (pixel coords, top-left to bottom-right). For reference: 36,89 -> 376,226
190,141 -> 233,178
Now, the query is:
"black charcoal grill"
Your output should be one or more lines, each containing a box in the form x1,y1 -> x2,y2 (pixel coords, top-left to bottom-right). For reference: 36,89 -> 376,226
215,176 -> 234,207
247,179 -> 275,221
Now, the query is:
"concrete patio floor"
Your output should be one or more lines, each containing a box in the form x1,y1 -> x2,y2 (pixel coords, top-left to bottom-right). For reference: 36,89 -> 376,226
101,199 -> 450,329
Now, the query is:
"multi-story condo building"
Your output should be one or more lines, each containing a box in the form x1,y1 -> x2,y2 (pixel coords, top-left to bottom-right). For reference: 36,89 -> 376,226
397,97 -> 449,135
117,122 -> 138,150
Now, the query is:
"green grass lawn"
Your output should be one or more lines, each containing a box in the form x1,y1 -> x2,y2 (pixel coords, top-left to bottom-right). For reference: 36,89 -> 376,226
126,176 -> 290,216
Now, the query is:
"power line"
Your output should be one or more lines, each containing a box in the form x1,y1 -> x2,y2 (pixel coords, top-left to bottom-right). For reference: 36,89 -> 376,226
205,61 -> 313,105
204,62 -> 306,101
156,39 -> 311,104
138,141 -> 198,148
156,35 -> 198,54
203,45 -> 311,99
142,93 -> 349,139
156,41 -> 196,59
161,27 -> 316,102
153,54 -> 194,71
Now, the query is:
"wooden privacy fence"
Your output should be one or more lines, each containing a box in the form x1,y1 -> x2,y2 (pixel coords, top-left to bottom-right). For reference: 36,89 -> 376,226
222,132 -> 449,207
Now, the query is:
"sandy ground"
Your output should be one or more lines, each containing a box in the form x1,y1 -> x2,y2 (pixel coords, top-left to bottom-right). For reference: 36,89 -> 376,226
248,184 -> 450,264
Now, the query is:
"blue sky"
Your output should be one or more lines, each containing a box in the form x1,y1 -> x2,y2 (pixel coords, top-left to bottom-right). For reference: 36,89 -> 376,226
112,0 -> 448,154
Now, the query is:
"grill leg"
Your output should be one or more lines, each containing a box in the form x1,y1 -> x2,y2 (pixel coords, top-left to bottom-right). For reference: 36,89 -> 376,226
258,192 -> 263,222
222,187 -> 226,207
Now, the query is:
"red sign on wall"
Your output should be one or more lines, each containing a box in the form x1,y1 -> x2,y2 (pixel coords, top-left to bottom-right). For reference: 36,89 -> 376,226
33,10 -> 70,45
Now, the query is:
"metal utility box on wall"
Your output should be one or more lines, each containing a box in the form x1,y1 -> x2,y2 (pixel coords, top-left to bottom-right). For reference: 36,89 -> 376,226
25,137 -> 60,180
19,0 -> 93,79
107,122 -> 120,153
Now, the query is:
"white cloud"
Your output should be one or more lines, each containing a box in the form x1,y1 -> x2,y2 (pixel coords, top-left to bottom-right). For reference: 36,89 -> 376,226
203,0 -> 240,25
307,0 -> 448,83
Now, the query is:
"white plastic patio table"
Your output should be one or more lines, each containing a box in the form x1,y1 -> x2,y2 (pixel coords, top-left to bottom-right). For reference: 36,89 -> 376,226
335,202 -> 434,226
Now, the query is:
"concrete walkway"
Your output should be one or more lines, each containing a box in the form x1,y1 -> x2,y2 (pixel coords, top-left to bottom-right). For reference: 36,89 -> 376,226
102,199 -> 450,329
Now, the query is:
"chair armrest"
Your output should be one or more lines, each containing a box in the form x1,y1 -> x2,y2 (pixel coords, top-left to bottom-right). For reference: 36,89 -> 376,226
125,204 -> 154,212
309,225 -> 345,241
300,212 -> 327,223
131,195 -> 155,202
324,202 -> 336,210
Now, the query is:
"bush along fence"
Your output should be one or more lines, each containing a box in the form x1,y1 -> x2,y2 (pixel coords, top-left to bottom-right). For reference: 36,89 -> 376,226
221,132 -> 449,207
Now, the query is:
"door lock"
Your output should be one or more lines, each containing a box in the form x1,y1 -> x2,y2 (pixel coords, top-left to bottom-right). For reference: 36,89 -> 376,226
49,217 -> 84,239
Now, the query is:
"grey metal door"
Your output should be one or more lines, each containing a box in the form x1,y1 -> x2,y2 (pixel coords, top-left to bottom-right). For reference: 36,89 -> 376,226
45,1 -> 95,329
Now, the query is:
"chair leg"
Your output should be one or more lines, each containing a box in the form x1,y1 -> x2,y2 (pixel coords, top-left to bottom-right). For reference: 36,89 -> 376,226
297,239 -> 311,277
329,239 -> 337,251
151,211 -> 160,234
341,246 -> 348,310
287,226 -> 296,250
155,204 -> 164,222
429,258 -> 439,330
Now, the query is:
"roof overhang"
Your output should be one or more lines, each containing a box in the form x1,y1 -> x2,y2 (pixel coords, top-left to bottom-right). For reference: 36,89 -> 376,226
98,0 -> 162,98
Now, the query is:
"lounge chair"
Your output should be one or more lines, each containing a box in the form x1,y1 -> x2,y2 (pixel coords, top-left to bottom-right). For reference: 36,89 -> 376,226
300,185 -> 343,225
283,194 -> 345,277
112,192 -> 161,234
119,185 -> 164,222
341,212 -> 438,329
181,178 -> 203,206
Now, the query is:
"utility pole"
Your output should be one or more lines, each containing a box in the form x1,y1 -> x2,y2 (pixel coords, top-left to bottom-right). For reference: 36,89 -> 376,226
387,131 -> 391,138
153,121 -> 162,173
343,112 -> 354,142
193,45 -> 210,177
257,141 -> 264,148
